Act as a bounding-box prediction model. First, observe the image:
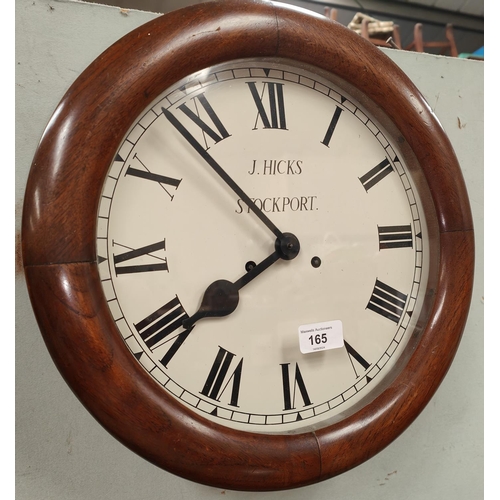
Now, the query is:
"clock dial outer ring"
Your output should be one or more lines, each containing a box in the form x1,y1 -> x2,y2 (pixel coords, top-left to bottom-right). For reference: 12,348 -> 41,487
22,0 -> 474,491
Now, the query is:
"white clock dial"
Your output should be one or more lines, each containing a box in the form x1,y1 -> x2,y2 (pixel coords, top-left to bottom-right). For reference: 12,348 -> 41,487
96,59 -> 429,432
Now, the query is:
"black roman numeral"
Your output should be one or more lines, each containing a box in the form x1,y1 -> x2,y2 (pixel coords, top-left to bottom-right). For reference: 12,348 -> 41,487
321,106 -> 343,147
201,346 -> 243,407
344,340 -> 371,378
176,93 -> 230,150
247,81 -> 287,130
280,362 -> 312,411
367,279 -> 407,323
126,166 -> 180,188
378,225 -> 413,249
126,153 -> 181,201
113,240 -> 168,275
134,297 -> 192,367
359,158 -> 394,191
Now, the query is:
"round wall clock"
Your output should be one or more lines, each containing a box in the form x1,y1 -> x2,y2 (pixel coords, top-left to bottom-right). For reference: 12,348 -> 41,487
22,0 -> 474,491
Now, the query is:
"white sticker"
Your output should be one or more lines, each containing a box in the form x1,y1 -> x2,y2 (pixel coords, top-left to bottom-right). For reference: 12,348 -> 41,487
298,320 -> 344,354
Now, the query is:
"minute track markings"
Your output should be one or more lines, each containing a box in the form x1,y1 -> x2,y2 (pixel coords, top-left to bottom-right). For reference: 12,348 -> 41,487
96,61 -> 426,425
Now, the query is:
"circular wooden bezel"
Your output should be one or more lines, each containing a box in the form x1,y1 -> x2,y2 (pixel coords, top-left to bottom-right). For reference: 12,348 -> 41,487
22,0 -> 474,491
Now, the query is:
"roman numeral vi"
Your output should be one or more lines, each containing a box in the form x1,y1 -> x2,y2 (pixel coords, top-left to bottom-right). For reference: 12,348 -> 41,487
201,346 -> 243,407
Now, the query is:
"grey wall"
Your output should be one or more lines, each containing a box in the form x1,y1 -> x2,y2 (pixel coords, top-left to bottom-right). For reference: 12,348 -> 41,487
81,0 -> 485,54
16,0 -> 483,498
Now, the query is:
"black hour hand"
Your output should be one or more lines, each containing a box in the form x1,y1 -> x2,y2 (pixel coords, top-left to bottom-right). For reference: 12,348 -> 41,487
183,233 -> 299,329
182,279 -> 240,329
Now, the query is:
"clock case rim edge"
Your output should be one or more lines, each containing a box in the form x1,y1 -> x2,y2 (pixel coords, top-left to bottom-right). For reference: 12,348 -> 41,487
21,0 -> 475,491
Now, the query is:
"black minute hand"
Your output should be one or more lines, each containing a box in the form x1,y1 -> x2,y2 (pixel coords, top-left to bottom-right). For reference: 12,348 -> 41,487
182,233 -> 300,329
163,107 -> 284,240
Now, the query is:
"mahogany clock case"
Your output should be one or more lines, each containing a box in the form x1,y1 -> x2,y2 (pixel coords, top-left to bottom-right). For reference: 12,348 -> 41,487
21,0 -> 474,492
